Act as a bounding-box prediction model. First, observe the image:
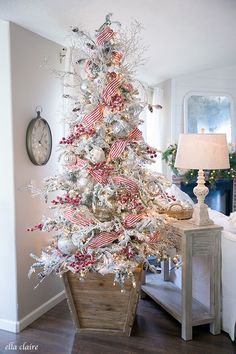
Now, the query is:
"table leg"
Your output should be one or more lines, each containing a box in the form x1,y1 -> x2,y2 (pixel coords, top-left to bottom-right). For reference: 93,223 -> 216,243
161,259 -> 170,281
140,270 -> 147,299
181,233 -> 193,341
210,231 -> 221,335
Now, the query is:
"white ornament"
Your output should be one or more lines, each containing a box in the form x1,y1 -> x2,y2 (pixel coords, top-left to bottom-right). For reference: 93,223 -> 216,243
58,236 -> 77,255
80,79 -> 91,93
89,147 -> 105,163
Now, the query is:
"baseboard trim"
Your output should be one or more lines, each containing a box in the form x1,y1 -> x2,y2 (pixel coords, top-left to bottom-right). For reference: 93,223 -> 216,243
0,318 -> 17,333
0,290 -> 65,333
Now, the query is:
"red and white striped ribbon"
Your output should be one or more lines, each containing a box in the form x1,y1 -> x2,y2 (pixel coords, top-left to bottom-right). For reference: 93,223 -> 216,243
109,140 -> 127,159
64,207 -> 93,226
123,214 -> 144,228
65,157 -> 87,171
111,176 -> 138,193
81,105 -> 104,129
102,77 -> 120,104
87,231 -> 119,249
87,167 -> 107,184
129,127 -> 143,140
148,232 -> 161,244
65,159 -> 109,184
112,52 -> 122,64
84,59 -> 92,76
109,128 -> 143,159
96,26 -> 114,45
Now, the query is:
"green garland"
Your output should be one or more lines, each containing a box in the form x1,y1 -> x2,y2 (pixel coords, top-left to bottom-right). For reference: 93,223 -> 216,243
162,143 -> 236,186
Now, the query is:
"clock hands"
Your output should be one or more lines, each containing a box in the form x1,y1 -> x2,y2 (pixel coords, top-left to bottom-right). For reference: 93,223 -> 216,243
38,127 -> 47,145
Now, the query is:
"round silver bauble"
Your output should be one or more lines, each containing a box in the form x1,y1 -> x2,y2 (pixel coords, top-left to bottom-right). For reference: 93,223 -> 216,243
63,152 -> 77,165
58,236 -> 77,255
126,104 -> 143,116
89,146 -> 105,163
112,120 -> 132,138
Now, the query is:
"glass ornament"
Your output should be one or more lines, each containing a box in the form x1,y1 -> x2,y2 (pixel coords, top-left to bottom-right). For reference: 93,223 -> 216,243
58,236 -> 77,255
112,120 -> 132,138
89,146 -> 105,163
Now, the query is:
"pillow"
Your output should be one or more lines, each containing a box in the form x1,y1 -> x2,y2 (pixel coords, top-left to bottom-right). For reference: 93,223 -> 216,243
208,208 -> 236,234
165,184 -> 194,207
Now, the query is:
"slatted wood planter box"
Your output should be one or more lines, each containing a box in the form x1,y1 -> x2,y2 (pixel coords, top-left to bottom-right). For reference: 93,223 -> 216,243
63,266 -> 142,336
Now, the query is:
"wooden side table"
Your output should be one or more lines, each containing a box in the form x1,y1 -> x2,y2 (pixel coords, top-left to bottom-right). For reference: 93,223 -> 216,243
141,220 -> 222,341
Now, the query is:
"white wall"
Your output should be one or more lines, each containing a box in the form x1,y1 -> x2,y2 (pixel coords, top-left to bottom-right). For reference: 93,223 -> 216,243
156,80 -> 173,177
0,21 -> 65,332
0,20 -> 18,330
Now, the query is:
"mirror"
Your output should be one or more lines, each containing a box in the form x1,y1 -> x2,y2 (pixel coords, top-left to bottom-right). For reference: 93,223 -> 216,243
184,93 -> 233,142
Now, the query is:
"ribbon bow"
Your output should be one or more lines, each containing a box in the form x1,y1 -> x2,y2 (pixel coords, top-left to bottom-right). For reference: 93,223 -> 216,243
96,26 -> 114,45
109,127 -> 143,159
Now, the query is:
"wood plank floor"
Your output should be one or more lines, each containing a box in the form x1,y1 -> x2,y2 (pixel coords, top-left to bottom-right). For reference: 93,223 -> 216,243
0,298 -> 235,354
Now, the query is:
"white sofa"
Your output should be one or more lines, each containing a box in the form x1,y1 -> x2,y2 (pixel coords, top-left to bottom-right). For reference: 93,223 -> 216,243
221,230 -> 236,341
208,208 -> 236,341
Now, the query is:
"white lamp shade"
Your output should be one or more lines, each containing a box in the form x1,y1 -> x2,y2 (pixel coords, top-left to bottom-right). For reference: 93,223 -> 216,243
175,133 -> 230,170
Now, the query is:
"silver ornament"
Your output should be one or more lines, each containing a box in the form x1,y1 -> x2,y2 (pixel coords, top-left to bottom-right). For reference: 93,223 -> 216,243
77,176 -> 94,193
80,79 -> 91,93
63,152 -> 77,165
89,147 -> 105,163
147,181 -> 158,194
58,236 -> 77,255
126,104 -> 143,116
112,120 -> 132,138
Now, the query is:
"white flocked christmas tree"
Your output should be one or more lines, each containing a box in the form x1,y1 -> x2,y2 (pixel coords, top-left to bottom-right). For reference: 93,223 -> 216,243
29,14 -> 179,288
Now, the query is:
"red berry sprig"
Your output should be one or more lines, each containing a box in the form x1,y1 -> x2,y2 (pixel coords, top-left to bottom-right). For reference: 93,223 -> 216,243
88,161 -> 114,179
107,94 -> 124,111
68,252 -> 96,272
59,132 -> 80,145
27,223 -> 43,232
118,191 -> 144,212
51,194 -> 81,207
122,245 -> 134,259
59,124 -> 95,145
146,146 -> 158,158
165,192 -> 177,203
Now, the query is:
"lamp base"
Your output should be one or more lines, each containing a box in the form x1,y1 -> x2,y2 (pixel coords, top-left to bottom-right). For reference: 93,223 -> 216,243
191,203 -> 214,226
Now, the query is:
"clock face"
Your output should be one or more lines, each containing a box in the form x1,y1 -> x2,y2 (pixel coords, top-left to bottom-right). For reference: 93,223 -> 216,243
26,118 -> 52,165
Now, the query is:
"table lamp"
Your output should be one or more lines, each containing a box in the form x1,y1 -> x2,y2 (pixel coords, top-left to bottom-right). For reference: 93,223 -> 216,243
174,133 -> 230,226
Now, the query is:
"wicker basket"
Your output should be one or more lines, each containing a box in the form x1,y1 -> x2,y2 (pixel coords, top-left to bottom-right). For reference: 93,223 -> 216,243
63,265 -> 143,336
159,203 -> 193,220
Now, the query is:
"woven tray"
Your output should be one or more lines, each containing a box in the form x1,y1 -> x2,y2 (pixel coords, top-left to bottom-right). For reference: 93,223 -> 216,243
159,203 -> 193,220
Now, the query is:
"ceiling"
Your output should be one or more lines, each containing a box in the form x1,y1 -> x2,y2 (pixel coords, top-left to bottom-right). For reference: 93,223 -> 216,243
1,0 -> 236,85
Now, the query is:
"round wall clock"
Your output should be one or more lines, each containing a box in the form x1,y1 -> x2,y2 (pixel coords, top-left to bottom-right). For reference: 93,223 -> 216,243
26,108 -> 52,166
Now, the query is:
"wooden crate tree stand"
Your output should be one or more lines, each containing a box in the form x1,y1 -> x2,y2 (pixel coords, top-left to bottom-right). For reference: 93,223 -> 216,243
63,267 -> 143,336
